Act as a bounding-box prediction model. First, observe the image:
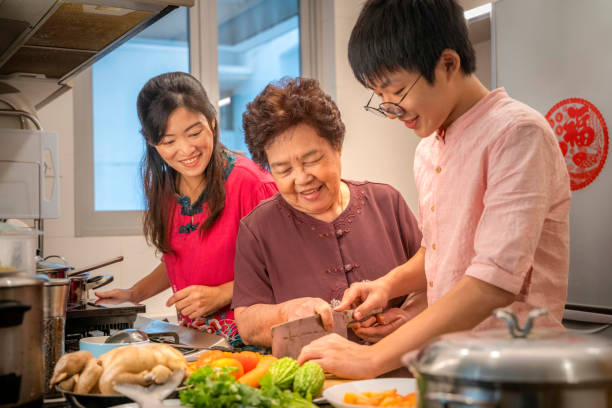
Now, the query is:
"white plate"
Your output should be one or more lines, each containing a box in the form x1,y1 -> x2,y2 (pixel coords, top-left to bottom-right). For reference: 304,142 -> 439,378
323,378 -> 416,408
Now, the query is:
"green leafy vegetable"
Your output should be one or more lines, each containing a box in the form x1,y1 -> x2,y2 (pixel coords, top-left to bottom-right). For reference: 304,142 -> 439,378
179,365 -> 317,408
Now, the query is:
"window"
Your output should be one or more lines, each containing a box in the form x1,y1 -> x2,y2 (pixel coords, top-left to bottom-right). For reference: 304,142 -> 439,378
75,1 -> 315,236
93,8 -> 190,212
217,0 -> 300,153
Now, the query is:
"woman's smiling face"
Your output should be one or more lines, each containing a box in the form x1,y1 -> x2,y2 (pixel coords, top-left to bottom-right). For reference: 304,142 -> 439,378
155,106 -> 215,184
265,123 -> 343,221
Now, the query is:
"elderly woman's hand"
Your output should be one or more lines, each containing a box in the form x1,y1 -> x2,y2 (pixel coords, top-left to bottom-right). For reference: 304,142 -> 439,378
350,308 -> 409,343
283,297 -> 335,331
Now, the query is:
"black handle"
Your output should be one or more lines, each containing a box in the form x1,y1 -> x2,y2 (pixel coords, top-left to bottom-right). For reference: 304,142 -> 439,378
0,300 -> 32,328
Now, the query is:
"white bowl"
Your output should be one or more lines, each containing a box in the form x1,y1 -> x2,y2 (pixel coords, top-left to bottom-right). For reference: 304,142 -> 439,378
323,378 -> 416,408
79,336 -> 149,358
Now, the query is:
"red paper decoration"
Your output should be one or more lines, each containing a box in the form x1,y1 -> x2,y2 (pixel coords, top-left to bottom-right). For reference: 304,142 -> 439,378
546,97 -> 609,190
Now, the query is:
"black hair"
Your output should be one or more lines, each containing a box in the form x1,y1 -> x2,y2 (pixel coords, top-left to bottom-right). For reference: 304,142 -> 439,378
348,0 -> 476,86
137,72 -> 227,253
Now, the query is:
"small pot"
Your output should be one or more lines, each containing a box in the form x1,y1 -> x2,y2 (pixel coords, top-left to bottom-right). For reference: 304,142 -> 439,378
68,273 -> 114,306
403,309 -> 612,407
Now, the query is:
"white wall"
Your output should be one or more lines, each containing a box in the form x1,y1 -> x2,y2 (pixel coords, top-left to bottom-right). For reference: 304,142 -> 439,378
37,0 -> 492,318
326,0 -> 422,212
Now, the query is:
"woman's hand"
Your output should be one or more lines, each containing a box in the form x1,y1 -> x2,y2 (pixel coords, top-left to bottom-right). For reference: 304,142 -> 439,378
166,284 -> 232,319
283,297 -> 335,331
297,333 -> 381,379
335,279 -> 391,321
350,308 -> 410,343
94,288 -> 135,305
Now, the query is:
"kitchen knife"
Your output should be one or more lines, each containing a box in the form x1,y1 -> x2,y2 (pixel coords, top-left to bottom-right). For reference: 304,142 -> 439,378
270,308 -> 383,359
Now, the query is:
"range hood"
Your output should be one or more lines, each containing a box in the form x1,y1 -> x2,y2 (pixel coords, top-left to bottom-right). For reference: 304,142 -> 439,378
0,0 -> 193,109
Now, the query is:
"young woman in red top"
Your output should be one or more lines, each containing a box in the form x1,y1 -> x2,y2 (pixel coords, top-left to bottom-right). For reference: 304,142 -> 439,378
95,72 -> 277,346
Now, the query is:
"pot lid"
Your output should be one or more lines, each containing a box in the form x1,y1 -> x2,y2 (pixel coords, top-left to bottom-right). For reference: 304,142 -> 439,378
405,309 -> 612,384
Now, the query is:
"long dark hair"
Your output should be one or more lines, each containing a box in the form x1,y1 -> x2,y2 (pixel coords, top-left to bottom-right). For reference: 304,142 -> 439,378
137,72 -> 227,253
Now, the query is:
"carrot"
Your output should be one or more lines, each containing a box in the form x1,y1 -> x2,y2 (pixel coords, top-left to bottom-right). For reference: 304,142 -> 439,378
237,355 -> 277,388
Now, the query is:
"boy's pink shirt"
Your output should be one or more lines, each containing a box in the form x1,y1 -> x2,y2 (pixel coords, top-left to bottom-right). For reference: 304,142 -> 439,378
414,88 -> 571,330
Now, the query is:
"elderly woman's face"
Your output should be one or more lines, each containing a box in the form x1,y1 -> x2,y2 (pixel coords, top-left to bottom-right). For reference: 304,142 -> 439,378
265,123 -> 342,221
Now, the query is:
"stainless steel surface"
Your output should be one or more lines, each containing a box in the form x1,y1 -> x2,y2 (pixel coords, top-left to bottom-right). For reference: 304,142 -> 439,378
42,276 -> 68,394
36,254 -> 74,276
406,309 -> 612,383
404,308 -> 612,407
105,328 -> 149,344
271,311 -> 349,360
68,273 -> 114,306
0,276 -> 44,407
43,277 -> 69,318
418,381 -> 612,408
134,315 -> 230,350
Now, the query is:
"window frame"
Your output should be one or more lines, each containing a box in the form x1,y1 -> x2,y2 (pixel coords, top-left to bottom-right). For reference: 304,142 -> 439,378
75,0 -> 319,236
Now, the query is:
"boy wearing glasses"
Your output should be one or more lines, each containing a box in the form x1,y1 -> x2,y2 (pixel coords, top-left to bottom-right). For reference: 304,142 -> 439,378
298,0 -> 570,378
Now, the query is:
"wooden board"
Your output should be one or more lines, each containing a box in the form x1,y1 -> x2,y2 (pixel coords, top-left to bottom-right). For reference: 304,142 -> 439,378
322,374 -> 353,391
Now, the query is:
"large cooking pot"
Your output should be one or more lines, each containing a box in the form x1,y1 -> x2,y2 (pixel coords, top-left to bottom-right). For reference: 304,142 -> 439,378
403,309 -> 612,407
0,276 -> 44,407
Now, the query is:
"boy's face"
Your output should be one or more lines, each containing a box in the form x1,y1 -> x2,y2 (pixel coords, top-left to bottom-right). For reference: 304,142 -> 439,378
369,62 -> 457,138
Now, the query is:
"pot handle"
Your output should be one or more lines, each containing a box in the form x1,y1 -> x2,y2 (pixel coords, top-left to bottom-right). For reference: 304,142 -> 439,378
425,392 -> 499,407
494,308 -> 548,338
0,300 -> 32,328
86,275 -> 114,291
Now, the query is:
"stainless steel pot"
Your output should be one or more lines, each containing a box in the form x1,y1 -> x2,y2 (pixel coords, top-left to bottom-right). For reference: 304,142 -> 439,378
0,276 -> 44,407
36,255 -> 123,278
68,272 -> 113,306
42,277 -> 69,397
403,309 -> 612,408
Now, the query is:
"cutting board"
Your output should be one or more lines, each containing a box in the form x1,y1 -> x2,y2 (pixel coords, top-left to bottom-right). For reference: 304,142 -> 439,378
322,374 -> 353,391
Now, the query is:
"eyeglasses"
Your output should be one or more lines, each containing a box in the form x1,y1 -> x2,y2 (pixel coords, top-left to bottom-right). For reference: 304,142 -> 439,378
364,74 -> 421,117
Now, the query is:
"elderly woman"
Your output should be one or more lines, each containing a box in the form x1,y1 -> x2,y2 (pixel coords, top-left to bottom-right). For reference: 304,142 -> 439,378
232,77 -> 425,347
